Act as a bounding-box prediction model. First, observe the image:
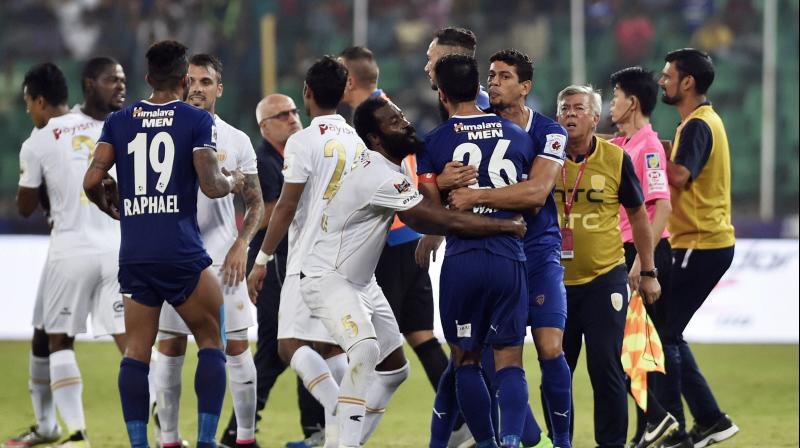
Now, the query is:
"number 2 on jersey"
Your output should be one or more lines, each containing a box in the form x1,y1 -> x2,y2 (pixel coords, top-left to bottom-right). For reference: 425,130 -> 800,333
128,132 -> 175,195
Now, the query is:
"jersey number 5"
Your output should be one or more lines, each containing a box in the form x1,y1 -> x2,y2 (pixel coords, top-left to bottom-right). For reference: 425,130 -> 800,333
452,139 -> 518,188
128,132 -> 175,196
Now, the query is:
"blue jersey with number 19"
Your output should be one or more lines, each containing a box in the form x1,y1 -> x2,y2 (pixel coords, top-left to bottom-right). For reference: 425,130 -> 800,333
98,100 -> 216,265
418,113 -> 535,261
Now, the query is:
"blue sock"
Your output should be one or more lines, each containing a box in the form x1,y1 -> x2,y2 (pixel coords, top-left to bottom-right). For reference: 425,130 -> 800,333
496,367 -> 529,442
540,354 -> 572,448
521,405 -> 543,447
480,348 -> 500,438
430,361 -> 459,448
118,357 -> 150,448
455,364 -> 495,444
195,348 -> 226,444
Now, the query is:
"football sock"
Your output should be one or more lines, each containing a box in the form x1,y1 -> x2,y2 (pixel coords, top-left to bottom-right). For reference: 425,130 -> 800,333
540,353 -> 572,447
148,348 -> 158,411
338,339 -> 380,447
195,348 -> 227,445
480,349 -> 499,436
155,353 -> 185,444
290,345 -> 340,447
521,405 -> 543,447
118,357 -> 150,448
429,360 -> 459,448
360,362 -> 410,444
49,349 -> 85,433
413,338 -> 449,391
227,349 -> 257,443
495,367 -> 528,441
455,364 -> 495,444
325,352 -> 347,384
296,375 -> 326,438
29,354 -> 57,434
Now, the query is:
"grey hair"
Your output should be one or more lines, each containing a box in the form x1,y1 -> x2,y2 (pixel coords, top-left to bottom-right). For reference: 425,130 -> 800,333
557,85 -> 602,117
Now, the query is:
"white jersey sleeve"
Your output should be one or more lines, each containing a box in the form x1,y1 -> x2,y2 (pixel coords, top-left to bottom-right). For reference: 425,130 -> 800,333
370,175 -> 423,211
234,129 -> 258,175
282,133 -> 313,183
18,137 -> 43,188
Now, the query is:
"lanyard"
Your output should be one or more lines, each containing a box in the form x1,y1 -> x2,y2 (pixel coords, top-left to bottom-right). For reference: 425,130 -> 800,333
561,158 -> 588,228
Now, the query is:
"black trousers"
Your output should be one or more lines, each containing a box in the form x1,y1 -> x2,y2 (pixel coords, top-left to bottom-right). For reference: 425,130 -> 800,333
564,264 -> 629,448
249,252 -> 325,437
623,238 -> 672,434
657,246 -> 734,431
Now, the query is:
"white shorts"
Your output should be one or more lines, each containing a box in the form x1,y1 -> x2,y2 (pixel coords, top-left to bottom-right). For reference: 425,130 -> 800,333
300,273 -> 403,362
32,252 -> 125,337
159,264 -> 255,335
277,273 -> 335,344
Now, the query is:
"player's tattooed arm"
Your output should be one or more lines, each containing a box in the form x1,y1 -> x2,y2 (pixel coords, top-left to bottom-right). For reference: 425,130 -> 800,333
193,148 -> 245,198
238,174 -> 265,244
83,142 -> 120,220
220,173 -> 264,287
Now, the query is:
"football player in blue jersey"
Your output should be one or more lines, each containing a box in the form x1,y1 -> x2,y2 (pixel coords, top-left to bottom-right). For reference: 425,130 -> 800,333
83,40 -> 244,448
448,49 -> 572,448
417,54 -> 535,448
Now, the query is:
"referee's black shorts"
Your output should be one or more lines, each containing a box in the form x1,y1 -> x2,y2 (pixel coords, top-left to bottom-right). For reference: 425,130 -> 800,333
374,238 -> 434,334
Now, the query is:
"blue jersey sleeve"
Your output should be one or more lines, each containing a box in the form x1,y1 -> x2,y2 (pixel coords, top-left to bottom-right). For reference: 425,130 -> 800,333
192,111 -> 217,151
416,138 -> 436,175
98,113 -> 116,145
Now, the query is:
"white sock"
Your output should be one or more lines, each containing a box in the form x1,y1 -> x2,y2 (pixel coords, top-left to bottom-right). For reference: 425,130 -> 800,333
227,349 -> 257,443
338,339 -> 380,448
325,353 -> 347,385
154,354 -> 184,444
148,348 -> 158,411
360,362 -> 410,444
290,345 -> 340,448
49,350 -> 85,433
29,354 -> 57,434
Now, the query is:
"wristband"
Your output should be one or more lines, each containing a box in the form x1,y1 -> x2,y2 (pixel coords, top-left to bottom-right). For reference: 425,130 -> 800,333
418,172 -> 437,184
255,250 -> 274,266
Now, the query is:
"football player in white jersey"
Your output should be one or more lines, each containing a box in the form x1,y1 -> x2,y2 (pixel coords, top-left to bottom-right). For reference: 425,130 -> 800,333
10,59 -> 127,448
8,63 -> 71,448
152,54 -> 264,448
246,56 -> 355,447
301,96 -> 527,447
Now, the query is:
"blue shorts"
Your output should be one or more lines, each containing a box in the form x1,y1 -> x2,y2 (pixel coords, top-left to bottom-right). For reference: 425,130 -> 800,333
119,256 -> 212,307
439,250 -> 528,352
527,259 -> 567,330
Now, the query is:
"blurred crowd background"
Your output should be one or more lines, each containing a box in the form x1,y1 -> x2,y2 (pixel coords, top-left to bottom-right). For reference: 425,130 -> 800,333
1,0 -> 797,237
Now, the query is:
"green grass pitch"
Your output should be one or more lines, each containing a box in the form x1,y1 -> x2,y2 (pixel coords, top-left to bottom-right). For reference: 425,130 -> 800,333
0,341 -> 796,447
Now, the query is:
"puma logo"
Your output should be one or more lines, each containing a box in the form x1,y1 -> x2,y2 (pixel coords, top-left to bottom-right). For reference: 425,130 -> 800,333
554,410 -> 569,418
349,415 -> 363,422
432,408 -> 446,419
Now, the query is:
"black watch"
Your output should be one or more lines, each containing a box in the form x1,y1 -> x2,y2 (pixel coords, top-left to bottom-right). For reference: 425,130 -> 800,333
640,268 -> 658,278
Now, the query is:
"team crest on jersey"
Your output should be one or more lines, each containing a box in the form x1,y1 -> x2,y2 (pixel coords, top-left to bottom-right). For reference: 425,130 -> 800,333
216,150 -> 227,162
645,153 -> 661,170
544,134 -> 567,158
211,125 -> 217,143
536,294 -> 545,306
393,178 -> 412,194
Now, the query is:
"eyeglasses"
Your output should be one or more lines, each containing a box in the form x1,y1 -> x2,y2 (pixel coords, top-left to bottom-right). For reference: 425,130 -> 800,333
558,104 -> 592,117
262,108 -> 299,123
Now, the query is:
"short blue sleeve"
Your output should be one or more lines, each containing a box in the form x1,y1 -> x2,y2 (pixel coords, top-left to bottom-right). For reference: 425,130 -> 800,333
192,110 -> 217,151
97,113 -> 115,145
